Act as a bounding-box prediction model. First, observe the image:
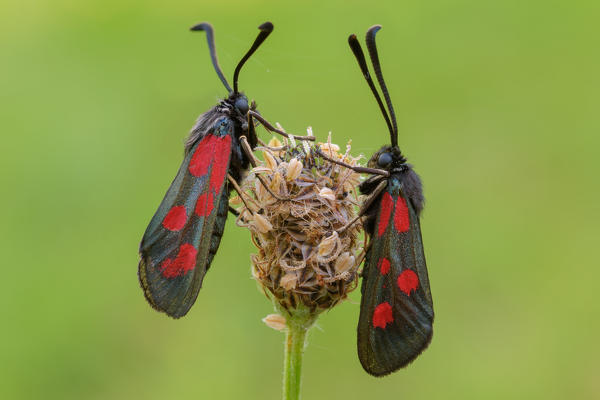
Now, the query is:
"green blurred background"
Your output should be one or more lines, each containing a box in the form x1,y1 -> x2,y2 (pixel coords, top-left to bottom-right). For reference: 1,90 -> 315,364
1,0 -> 598,399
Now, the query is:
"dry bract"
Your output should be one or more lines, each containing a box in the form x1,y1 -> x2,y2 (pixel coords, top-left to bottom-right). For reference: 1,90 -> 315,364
233,132 -> 364,313
318,187 -> 336,202
335,252 -> 355,275
263,151 -> 277,170
263,313 -> 287,331
319,142 -> 340,154
252,213 -> 273,233
286,158 -> 303,181
318,231 -> 339,257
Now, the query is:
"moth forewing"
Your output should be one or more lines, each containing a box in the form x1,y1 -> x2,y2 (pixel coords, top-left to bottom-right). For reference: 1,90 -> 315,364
357,177 -> 433,376
139,117 -> 234,318
138,22 -> 274,318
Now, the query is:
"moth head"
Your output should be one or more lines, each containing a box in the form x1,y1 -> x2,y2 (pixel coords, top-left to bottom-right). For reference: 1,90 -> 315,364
368,145 -> 404,171
234,95 -> 249,115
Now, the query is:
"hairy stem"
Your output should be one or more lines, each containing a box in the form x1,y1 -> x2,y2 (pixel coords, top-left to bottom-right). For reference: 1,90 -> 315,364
282,305 -> 317,400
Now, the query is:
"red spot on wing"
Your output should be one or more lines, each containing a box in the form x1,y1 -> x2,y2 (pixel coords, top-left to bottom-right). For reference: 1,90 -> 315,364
160,243 -> 198,278
195,192 -> 215,217
377,192 -> 394,237
394,196 -> 410,233
377,258 -> 391,275
209,135 -> 232,192
397,269 -> 419,295
189,134 -> 232,193
189,134 -> 218,177
162,206 -> 187,231
372,302 -> 394,329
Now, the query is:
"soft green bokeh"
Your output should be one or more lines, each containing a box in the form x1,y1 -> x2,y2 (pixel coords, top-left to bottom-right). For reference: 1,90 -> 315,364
1,1 -> 598,399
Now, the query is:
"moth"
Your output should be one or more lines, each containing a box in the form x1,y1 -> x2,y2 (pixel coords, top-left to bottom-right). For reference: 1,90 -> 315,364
138,22 -> 274,318
326,25 -> 434,376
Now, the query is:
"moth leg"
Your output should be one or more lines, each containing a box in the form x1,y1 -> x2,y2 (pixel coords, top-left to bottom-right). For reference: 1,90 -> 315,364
228,206 -> 240,217
227,173 -> 255,216
239,135 -> 290,201
316,148 -> 389,177
245,109 -> 259,149
338,180 -> 387,234
355,247 -> 367,270
248,110 -> 315,141
357,234 -> 375,278
255,136 -> 289,152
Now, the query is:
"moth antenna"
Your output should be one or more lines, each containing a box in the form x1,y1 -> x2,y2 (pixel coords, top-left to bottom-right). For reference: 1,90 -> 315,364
248,111 -> 316,141
233,22 -> 274,94
348,34 -> 394,147
315,148 -> 389,177
365,25 -> 398,148
190,22 -> 233,93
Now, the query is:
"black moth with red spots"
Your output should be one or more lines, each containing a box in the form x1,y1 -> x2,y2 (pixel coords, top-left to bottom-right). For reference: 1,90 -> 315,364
349,26 -> 434,376
138,22 -> 273,318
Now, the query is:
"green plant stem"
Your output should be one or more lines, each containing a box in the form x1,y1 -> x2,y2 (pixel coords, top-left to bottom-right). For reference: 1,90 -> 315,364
281,305 -> 318,400
283,323 -> 307,400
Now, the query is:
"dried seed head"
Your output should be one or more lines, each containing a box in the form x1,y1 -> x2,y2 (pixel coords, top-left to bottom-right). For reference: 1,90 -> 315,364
236,131 -> 363,313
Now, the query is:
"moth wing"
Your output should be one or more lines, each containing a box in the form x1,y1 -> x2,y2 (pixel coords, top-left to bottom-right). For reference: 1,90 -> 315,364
357,183 -> 434,376
138,116 -> 234,318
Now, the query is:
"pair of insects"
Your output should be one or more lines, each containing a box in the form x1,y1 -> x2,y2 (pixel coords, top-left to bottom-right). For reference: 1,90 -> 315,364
138,21 -> 434,376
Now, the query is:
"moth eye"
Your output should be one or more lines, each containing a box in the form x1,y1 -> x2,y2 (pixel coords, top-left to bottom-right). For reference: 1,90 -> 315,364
377,152 -> 393,168
235,98 -> 249,114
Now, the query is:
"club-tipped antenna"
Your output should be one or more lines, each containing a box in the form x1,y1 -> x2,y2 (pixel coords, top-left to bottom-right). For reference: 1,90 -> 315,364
365,25 -> 398,148
190,22 -> 233,93
348,34 -> 394,146
233,22 -> 274,94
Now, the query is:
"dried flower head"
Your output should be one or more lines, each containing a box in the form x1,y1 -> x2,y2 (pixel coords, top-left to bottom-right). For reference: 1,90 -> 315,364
232,130 -> 364,314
